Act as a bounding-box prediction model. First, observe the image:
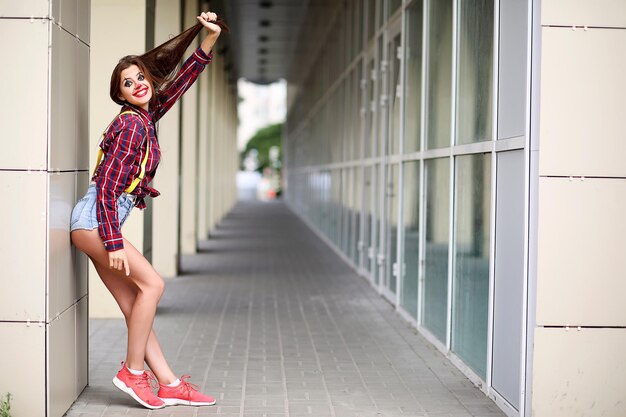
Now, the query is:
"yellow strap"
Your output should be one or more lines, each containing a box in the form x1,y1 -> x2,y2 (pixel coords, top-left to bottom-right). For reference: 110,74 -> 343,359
92,110 -> 150,194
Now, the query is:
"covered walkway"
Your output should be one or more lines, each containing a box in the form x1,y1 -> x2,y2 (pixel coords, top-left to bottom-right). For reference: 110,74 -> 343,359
65,201 -> 504,417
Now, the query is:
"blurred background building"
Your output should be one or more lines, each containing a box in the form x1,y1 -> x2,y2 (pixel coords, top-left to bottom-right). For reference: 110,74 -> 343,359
0,0 -> 624,417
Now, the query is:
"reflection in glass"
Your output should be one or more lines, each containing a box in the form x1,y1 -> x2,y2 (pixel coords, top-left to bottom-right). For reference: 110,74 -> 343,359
457,0 -> 493,144
353,0 -> 363,57
426,0 -> 453,149
353,167 -> 362,265
388,33 -> 402,155
452,153 -> 491,378
389,0 -> 402,17
401,161 -> 420,319
376,36 -> 384,158
362,167 -> 372,272
354,66 -> 363,160
385,164 -> 399,294
423,158 -> 450,342
370,165 -> 380,284
343,168 -> 352,256
367,0 -> 376,41
365,59 -> 375,158
403,1 -> 423,153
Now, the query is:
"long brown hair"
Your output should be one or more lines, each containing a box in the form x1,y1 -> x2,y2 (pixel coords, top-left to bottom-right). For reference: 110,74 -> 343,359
110,17 -> 229,108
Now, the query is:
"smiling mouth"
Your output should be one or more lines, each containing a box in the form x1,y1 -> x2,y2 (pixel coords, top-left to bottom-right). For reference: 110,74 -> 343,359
133,87 -> 148,98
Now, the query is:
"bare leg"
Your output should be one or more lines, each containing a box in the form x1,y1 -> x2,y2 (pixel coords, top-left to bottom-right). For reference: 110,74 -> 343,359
72,229 -> 177,384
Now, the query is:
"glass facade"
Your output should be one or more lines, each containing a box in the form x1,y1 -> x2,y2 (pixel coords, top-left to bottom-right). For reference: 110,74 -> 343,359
285,1 -> 524,408
423,157 -> 450,342
453,153 -> 491,378
401,161 -> 420,318
457,0 -> 494,144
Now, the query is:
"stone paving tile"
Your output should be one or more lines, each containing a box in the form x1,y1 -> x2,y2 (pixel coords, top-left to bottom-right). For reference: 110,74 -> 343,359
64,201 -> 505,417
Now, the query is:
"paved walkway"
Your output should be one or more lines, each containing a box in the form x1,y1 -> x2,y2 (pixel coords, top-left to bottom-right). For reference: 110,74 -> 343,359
65,201 -> 505,417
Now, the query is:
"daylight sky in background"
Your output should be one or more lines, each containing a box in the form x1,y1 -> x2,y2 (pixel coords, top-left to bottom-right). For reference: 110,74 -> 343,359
237,79 -> 287,151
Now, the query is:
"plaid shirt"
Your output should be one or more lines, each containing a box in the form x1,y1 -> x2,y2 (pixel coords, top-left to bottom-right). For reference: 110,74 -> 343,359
93,47 -> 213,252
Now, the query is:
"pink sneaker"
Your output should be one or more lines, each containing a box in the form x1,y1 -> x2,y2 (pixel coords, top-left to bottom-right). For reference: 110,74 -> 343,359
112,363 -> 165,409
157,375 -> 216,406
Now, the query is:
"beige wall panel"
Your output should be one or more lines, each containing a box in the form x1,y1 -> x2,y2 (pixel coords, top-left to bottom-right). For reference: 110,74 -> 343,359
0,172 -> 46,321
152,0 -> 181,278
0,19 -> 48,170
48,304 -> 77,417
77,0 -> 90,43
48,172 -> 78,320
76,40 -> 90,170
539,28 -> 626,177
0,323 -> 45,416
58,0 -> 78,36
533,327 -> 626,417
542,0 -> 626,28
89,0 -> 146,317
50,25 -> 78,171
537,177 -> 626,326
75,296 -> 88,396
0,0 -> 49,17
179,0 -> 200,255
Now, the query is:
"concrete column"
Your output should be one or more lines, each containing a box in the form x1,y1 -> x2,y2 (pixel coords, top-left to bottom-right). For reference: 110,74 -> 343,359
207,60 -> 218,232
197,58 -> 210,241
152,0 -> 182,278
0,1 -> 89,415
532,2 -> 626,417
179,0 -> 200,254
89,0 -> 148,318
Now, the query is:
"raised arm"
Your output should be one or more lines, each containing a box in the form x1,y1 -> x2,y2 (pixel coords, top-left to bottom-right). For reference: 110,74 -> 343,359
153,12 -> 222,121
198,11 -> 222,56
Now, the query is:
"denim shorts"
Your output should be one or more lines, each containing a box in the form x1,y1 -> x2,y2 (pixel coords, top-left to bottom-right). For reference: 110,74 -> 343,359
70,184 -> 135,232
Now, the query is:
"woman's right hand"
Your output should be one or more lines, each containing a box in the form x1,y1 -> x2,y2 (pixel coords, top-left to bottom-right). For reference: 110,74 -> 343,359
109,249 -> 130,276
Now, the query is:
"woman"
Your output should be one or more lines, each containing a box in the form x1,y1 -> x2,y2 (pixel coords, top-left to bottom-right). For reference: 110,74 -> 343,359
70,11 -> 225,410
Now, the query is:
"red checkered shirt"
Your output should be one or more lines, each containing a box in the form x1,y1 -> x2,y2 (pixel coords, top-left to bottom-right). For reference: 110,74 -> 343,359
93,47 -> 213,252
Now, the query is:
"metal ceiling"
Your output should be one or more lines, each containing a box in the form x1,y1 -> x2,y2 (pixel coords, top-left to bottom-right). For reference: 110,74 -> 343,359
221,0 -> 311,84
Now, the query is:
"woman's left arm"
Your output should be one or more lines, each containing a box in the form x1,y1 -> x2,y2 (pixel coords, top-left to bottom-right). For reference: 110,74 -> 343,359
154,12 -> 222,121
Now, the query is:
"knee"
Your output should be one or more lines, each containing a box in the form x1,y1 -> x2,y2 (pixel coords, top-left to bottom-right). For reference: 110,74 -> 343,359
140,277 -> 165,300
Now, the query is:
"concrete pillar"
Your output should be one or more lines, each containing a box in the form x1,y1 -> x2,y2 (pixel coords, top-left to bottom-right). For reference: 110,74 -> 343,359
89,0 -> 149,318
152,0 -> 182,278
197,56 -> 210,241
0,1 -> 89,415
179,0 -> 200,255
532,2 -> 626,417
207,60 -> 218,232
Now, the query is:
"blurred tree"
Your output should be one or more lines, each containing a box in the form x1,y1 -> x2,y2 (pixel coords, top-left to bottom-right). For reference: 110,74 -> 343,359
241,123 -> 283,172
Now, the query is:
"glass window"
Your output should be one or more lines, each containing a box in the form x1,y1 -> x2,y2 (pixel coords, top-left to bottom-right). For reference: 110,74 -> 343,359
354,65 -> 363,160
423,157 -> 450,342
353,0 -> 363,57
403,0 -> 423,153
452,153 -> 491,378
457,0 -> 494,144
365,58 -> 376,158
388,33 -> 402,155
370,166 -> 380,283
353,167 -> 363,265
426,0 -> 453,149
385,164 -> 400,294
401,161 -> 420,319
367,0 -> 376,41
389,0 -> 402,18
376,36 -> 384,158
362,166 -> 373,271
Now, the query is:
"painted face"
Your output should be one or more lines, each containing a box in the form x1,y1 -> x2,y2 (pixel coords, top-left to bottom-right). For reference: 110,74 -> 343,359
118,65 -> 152,110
